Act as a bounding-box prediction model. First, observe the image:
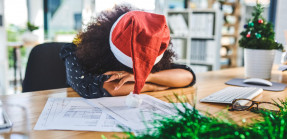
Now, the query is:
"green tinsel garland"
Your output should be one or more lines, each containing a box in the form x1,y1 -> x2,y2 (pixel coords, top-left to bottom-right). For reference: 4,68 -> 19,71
122,99 -> 287,139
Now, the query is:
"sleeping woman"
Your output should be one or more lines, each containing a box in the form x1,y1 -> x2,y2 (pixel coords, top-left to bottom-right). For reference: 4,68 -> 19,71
60,4 -> 196,98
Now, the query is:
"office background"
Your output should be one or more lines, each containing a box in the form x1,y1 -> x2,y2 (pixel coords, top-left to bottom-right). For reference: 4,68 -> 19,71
0,0 -> 286,95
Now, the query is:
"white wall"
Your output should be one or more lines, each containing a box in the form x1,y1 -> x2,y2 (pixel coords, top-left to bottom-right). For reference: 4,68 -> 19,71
82,0 -> 95,29
0,0 -> 8,94
28,0 -> 44,43
275,0 -> 287,45
50,0 -> 82,31
273,0 -> 287,64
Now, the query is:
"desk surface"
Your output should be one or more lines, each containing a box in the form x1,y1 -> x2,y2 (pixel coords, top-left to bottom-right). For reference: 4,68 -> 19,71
1,67 -> 287,139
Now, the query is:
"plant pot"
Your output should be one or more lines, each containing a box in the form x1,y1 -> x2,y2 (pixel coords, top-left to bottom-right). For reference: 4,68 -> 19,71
244,48 -> 275,79
21,31 -> 39,47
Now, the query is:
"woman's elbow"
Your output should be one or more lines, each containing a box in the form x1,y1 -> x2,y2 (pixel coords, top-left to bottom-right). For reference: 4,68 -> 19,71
174,71 -> 194,87
186,74 -> 194,86
176,75 -> 193,87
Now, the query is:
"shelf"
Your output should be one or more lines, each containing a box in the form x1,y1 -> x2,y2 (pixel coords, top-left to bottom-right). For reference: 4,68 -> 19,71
7,42 -> 23,47
170,34 -> 190,39
222,34 -> 237,37
223,23 -> 236,27
192,9 -> 216,13
175,59 -> 187,63
220,65 -> 230,69
222,44 -> 236,48
220,2 -> 234,5
221,55 -> 234,58
191,37 -> 215,40
224,13 -> 240,16
189,60 -> 213,65
167,9 -> 216,13
167,9 -> 190,13
170,34 -> 215,40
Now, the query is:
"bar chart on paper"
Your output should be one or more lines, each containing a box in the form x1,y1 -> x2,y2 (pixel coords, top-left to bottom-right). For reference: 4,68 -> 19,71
34,97 -> 127,132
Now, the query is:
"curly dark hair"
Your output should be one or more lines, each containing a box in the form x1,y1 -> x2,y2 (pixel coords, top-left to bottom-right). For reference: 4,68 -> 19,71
76,4 -> 176,74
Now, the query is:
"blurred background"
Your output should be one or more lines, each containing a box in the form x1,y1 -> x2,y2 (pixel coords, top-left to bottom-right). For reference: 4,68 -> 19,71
0,0 -> 286,94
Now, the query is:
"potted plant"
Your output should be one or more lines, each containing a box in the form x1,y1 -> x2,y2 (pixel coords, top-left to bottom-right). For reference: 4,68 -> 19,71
239,4 -> 283,79
22,22 -> 39,47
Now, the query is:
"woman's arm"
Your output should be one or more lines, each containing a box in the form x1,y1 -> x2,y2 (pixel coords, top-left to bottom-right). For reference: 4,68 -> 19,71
104,65 -> 195,90
103,82 -> 168,96
146,68 -> 193,87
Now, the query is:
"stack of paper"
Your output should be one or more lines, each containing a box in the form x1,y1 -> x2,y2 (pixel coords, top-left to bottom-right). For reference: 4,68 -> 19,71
34,94 -> 191,133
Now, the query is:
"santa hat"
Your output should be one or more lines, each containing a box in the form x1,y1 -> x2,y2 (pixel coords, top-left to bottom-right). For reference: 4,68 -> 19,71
109,11 -> 170,94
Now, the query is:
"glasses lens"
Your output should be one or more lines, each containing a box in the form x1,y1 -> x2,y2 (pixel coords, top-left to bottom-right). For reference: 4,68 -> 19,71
232,99 -> 253,110
258,103 -> 280,112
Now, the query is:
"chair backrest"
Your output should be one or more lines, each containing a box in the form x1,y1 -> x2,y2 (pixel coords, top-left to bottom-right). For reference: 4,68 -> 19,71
22,42 -> 69,92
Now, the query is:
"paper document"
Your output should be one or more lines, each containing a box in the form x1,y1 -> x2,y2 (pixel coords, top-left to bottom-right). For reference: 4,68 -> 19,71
34,97 -> 127,132
86,94 -> 179,130
35,96 -> 194,133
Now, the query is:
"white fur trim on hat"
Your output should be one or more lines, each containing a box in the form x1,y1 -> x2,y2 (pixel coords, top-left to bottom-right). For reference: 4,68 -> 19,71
109,12 -> 164,69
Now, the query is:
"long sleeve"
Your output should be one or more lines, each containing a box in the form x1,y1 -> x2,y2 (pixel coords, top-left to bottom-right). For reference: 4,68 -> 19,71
59,43 -> 112,98
170,63 -> 196,87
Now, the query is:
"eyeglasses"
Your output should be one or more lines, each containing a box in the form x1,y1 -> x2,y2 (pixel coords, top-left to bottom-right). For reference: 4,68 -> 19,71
228,99 -> 280,113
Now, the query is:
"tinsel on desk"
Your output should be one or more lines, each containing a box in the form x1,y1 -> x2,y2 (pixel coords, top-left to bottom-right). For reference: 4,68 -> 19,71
125,99 -> 287,139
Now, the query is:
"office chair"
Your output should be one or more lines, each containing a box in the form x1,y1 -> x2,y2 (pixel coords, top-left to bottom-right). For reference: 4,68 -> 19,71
22,42 -> 69,92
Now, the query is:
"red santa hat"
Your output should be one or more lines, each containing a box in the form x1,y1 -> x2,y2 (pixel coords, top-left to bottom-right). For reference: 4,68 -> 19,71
109,11 -> 170,94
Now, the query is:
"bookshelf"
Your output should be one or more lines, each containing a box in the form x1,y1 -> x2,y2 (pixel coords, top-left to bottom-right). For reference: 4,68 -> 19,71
167,9 -> 223,73
218,0 -> 241,68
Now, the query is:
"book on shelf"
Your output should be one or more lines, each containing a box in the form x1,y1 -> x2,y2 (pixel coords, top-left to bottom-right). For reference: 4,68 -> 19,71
168,14 -> 189,36
205,40 -> 216,63
190,40 -> 207,61
171,39 -> 185,59
190,13 -> 214,38
167,9 -> 221,72
190,40 -> 216,65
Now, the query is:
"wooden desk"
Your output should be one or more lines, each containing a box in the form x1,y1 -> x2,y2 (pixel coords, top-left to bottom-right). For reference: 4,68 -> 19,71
1,67 -> 287,138
0,86 -> 195,139
196,67 -> 287,124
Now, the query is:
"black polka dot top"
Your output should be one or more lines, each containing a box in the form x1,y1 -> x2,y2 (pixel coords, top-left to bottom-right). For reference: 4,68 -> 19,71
60,43 -> 111,98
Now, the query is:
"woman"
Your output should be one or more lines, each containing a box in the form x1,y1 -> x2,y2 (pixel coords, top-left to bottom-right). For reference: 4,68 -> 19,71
60,4 -> 196,98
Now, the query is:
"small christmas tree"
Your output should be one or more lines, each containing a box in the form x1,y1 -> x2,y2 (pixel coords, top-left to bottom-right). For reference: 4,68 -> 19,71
239,4 -> 283,50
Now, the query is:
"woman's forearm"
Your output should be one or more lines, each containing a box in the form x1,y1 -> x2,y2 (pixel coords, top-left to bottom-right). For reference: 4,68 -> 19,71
146,69 -> 193,87
103,82 -> 168,96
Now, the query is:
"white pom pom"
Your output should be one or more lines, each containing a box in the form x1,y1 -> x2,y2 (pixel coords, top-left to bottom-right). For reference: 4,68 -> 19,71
125,92 -> 142,107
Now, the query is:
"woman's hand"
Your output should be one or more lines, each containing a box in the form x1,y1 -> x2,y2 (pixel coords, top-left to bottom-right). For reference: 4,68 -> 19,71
104,71 -> 135,90
103,81 -> 169,96
146,84 -> 169,92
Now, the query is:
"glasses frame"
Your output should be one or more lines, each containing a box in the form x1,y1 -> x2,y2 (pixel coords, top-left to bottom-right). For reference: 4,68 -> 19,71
229,98 -> 280,112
